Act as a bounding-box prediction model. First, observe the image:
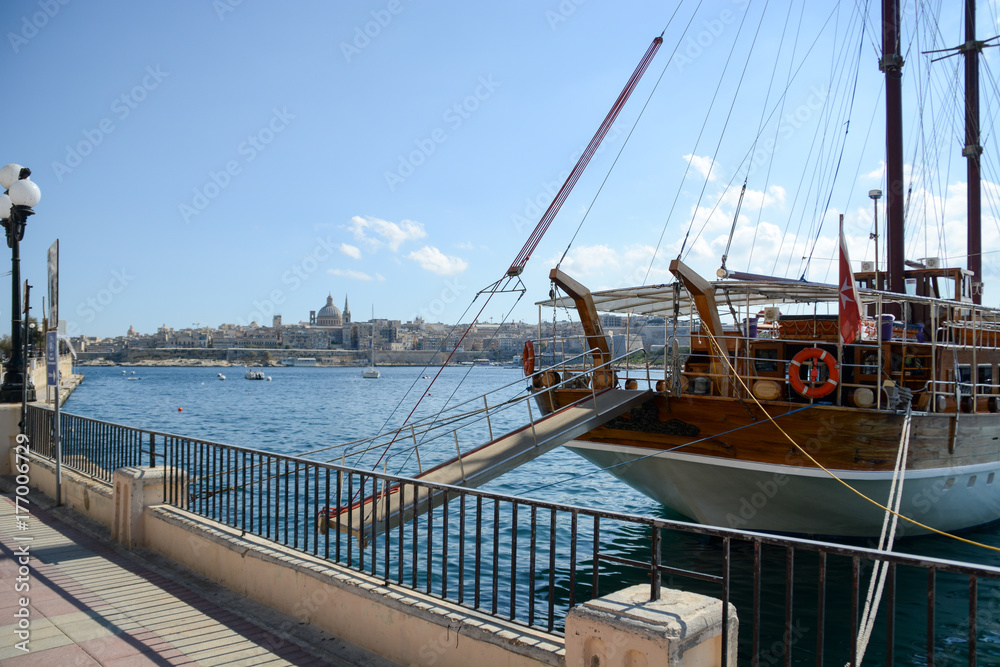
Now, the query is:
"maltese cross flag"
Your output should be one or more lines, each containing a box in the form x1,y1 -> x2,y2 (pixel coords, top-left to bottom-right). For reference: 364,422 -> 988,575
838,226 -> 862,344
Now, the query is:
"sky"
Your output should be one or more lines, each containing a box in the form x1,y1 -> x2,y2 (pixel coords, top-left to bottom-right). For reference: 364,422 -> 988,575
4,0 -> 1000,339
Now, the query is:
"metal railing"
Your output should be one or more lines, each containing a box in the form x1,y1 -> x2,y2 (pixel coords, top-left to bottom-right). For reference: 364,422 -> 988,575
23,403 -> 1000,665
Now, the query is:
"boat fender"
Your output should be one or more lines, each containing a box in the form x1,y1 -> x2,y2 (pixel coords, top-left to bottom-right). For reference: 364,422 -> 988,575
852,387 -> 875,408
751,380 -> 781,401
532,370 -> 560,389
988,396 -> 1000,413
522,340 -> 535,377
788,347 -> 839,399
625,379 -> 638,390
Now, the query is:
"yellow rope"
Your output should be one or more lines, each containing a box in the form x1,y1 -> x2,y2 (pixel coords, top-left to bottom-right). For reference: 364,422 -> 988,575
703,329 -> 1000,553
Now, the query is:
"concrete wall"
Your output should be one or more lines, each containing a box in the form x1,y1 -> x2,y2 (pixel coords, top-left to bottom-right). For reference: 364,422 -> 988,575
10,444 -> 115,528
15,451 -> 563,666
146,505 -> 563,667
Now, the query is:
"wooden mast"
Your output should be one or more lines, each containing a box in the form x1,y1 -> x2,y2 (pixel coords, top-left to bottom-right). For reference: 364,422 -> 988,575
963,0 -> 983,304
882,0 -> 906,294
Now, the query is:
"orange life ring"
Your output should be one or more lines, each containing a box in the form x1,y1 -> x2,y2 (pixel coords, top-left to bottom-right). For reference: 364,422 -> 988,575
788,347 -> 839,399
522,340 -> 535,376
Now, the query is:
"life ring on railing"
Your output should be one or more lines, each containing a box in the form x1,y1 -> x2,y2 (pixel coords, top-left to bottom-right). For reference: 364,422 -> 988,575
788,347 -> 839,399
522,340 -> 535,377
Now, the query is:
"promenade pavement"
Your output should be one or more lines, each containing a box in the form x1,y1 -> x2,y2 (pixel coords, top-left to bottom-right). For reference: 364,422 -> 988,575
0,488 -> 399,666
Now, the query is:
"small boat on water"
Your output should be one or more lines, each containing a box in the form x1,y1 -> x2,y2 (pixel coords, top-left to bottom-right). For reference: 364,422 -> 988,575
245,369 -> 266,380
280,357 -> 318,367
362,307 -> 380,379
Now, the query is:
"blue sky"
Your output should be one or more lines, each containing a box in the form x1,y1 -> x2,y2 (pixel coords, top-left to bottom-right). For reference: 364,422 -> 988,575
4,0 -> 999,338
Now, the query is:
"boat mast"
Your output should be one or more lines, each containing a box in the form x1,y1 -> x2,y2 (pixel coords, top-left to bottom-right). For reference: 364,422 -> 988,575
963,0 -> 983,304
881,0 -> 905,294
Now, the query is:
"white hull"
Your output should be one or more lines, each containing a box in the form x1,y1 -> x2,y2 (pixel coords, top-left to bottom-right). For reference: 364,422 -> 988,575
362,367 -> 380,378
565,440 -> 1000,537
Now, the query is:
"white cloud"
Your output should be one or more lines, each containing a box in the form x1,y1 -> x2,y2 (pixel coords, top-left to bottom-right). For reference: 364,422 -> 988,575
339,243 -> 361,259
684,154 -> 718,181
407,246 -> 468,275
328,268 -> 373,281
347,215 -> 426,252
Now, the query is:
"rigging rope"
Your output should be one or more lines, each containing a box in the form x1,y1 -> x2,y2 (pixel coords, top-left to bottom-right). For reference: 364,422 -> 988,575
350,33 -> 666,484
853,404 -> 910,667
675,1 -> 763,261
555,2 -> 691,271
799,14 -> 865,280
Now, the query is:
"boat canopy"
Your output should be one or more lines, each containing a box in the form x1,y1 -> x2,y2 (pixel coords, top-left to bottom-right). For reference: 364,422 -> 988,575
538,278 -> 1000,320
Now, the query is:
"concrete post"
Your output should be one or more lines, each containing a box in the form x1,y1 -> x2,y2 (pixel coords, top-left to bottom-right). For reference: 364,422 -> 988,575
564,585 -> 738,667
0,404 -> 22,475
112,466 -> 186,548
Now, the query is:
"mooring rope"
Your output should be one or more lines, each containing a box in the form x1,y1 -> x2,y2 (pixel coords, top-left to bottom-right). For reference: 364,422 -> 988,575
853,404 -> 910,666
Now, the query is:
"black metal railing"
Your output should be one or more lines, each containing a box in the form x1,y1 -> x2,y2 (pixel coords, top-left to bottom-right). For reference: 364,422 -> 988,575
24,404 -> 1000,666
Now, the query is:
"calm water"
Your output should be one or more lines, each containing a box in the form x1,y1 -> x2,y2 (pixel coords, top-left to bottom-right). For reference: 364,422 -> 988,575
61,364 -> 1000,664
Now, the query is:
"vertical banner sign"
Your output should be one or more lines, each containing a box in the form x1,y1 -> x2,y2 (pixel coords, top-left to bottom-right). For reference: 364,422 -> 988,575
47,239 -> 58,328
46,331 -> 57,385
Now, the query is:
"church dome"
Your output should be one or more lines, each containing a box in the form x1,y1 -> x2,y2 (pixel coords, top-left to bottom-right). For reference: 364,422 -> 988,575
316,295 -> 342,326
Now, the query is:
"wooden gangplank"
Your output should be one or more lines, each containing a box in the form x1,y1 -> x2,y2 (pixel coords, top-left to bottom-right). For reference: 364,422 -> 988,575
322,388 -> 652,543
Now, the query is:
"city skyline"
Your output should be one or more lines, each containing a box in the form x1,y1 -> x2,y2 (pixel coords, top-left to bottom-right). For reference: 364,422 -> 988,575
5,2 -> 997,339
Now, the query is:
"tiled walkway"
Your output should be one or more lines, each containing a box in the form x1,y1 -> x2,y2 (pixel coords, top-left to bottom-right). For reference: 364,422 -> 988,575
0,493 -> 396,666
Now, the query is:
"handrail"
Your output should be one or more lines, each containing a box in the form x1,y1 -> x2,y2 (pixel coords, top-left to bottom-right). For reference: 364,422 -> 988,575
23,402 -> 1000,665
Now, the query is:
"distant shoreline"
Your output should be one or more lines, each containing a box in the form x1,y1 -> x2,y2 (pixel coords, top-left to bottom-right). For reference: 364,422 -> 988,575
74,359 -> 515,369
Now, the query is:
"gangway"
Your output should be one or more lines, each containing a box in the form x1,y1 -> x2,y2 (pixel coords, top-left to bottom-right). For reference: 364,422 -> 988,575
320,387 -> 652,543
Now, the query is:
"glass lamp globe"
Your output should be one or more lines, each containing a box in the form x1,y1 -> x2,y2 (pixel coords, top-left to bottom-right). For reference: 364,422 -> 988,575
0,164 -> 23,190
0,194 -> 10,220
8,179 -> 40,208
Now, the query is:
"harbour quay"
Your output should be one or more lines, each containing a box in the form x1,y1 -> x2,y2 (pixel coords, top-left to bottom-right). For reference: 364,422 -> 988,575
2,395 -> 999,665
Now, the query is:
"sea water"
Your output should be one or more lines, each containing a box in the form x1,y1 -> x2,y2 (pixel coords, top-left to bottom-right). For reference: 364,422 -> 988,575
62,365 -> 1000,664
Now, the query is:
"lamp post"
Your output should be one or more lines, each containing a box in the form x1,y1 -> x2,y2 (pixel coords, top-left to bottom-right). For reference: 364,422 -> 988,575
0,164 -> 40,403
869,189 -> 882,288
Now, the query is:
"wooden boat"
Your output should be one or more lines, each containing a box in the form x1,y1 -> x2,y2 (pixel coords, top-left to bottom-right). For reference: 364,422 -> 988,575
528,1 -> 1000,537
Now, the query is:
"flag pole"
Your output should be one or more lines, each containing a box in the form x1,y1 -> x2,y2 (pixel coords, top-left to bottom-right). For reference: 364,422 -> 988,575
837,215 -> 845,406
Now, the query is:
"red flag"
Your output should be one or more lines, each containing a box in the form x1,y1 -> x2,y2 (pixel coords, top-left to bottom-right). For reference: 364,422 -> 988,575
838,227 -> 862,344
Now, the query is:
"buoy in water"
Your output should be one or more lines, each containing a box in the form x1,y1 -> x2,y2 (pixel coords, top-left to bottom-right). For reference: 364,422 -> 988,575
178,407 -> 183,412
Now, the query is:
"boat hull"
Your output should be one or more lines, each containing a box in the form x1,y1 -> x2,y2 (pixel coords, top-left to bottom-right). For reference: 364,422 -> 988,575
565,440 -> 1000,537
544,390 -> 1000,537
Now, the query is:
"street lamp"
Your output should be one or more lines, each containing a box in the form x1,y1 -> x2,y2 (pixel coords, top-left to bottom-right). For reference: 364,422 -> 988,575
869,189 -> 882,288
0,163 -> 40,403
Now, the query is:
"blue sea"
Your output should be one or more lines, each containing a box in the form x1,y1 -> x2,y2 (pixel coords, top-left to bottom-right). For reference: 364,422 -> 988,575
61,364 -> 1000,664
61,365 -> 658,514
